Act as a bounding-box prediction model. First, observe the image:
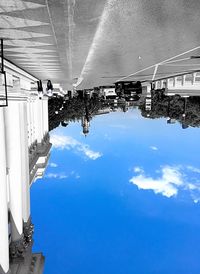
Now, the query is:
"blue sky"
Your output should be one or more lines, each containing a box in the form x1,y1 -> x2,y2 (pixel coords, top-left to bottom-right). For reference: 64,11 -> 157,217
31,109 -> 200,274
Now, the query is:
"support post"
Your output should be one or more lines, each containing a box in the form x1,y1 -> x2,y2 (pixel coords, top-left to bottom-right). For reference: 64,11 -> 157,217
0,108 -> 9,274
4,100 -> 24,255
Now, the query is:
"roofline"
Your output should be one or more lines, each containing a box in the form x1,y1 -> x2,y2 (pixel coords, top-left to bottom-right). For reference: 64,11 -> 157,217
3,57 -> 39,82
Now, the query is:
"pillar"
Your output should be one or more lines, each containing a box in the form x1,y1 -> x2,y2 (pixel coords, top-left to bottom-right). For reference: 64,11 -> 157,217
181,75 -> 186,86
31,97 -> 35,143
173,77 -> 176,87
42,96 -> 49,134
19,100 -> 30,224
192,73 -> 196,85
27,98 -> 31,147
0,109 -> 9,274
36,98 -> 44,143
30,98 -> 34,145
33,96 -> 40,143
4,100 -> 23,242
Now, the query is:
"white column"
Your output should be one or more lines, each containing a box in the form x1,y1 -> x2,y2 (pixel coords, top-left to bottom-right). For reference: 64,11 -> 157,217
166,79 -> 169,89
0,109 -> 9,274
33,96 -> 39,143
181,75 -> 186,86
28,96 -> 35,146
40,99 -> 44,139
173,77 -> 176,87
192,73 -> 196,85
31,97 -> 36,143
30,98 -> 34,145
42,97 -> 49,133
4,100 -> 23,241
37,99 -> 44,143
19,100 -> 30,223
27,98 -> 31,147
174,77 -> 178,87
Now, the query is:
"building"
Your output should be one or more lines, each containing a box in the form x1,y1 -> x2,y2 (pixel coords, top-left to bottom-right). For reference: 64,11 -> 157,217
143,84 -> 152,111
153,72 -> 200,97
0,59 -> 51,274
99,86 -> 117,99
81,115 -> 90,136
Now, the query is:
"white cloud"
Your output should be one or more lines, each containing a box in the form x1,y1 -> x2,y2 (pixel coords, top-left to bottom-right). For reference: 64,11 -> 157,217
80,146 -> 101,160
49,162 -> 58,168
150,146 -> 158,151
45,173 -> 68,179
134,166 -> 144,173
187,166 -> 200,174
45,170 -> 81,181
130,165 -> 200,202
187,183 -> 200,191
50,134 -> 102,160
59,175 -> 68,179
50,135 -> 78,149
130,166 -> 182,198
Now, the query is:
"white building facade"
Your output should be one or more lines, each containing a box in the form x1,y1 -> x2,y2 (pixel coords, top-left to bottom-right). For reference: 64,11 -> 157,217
0,60 -> 51,274
153,72 -> 200,96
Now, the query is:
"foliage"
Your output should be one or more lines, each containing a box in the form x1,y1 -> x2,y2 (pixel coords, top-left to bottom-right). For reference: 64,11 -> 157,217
139,90 -> 200,128
48,97 -> 104,131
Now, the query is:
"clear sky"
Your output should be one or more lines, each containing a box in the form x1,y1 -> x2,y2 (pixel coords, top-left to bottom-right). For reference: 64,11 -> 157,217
31,108 -> 200,274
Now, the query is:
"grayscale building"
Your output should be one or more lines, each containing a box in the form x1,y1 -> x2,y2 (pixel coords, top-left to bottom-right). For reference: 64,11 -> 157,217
0,60 -> 52,274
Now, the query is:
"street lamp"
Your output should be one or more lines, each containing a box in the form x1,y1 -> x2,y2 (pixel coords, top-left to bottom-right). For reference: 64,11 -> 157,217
37,80 -> 43,99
